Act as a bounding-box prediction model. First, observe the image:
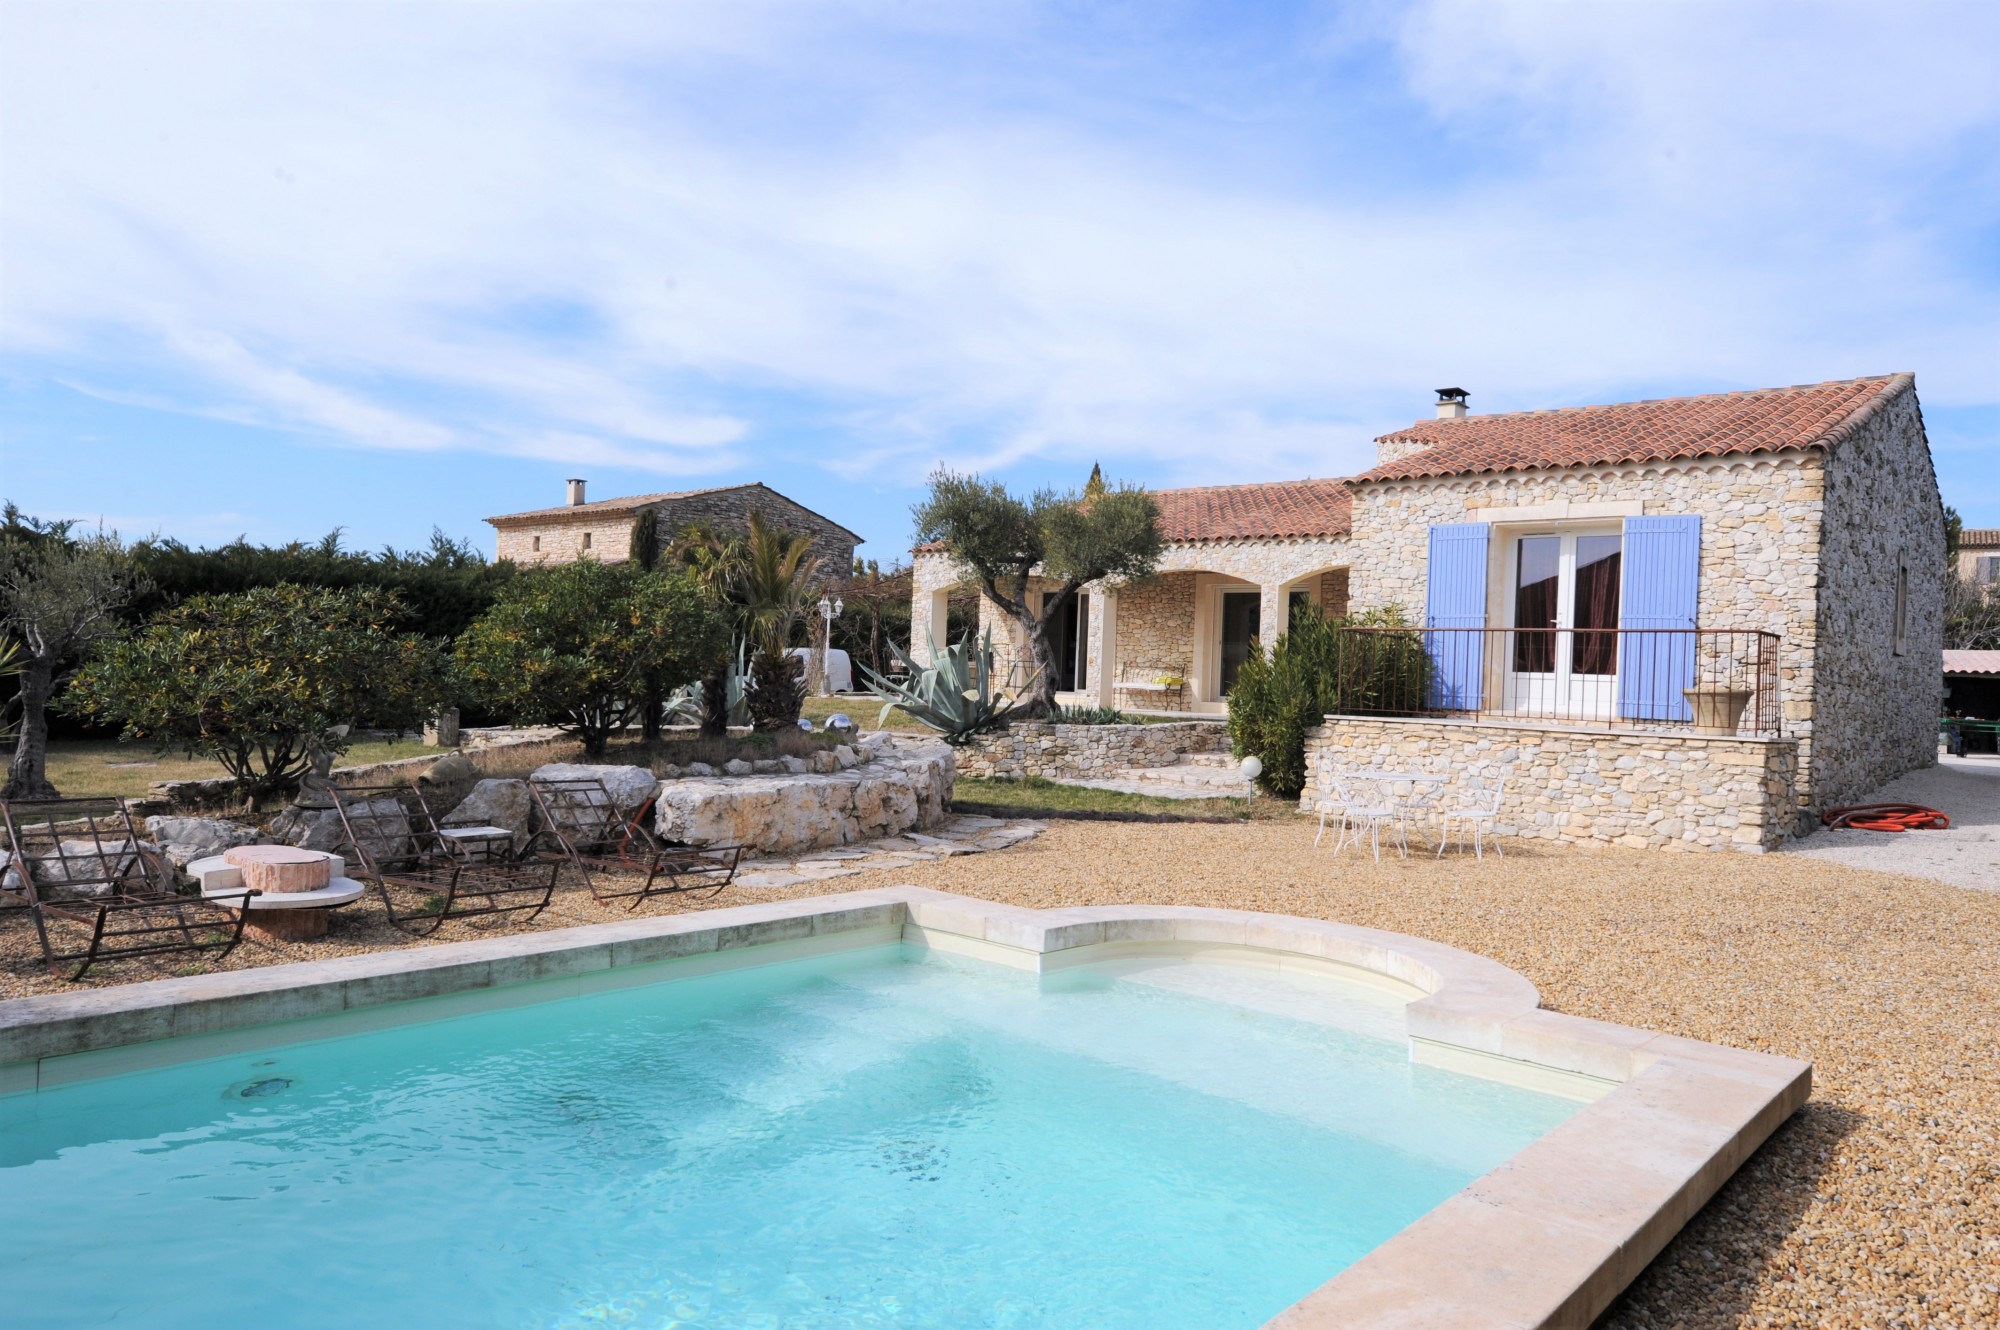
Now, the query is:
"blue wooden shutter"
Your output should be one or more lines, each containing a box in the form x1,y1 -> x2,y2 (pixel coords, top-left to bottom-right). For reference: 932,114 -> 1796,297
1618,515 -> 1702,721
1425,523 -> 1490,710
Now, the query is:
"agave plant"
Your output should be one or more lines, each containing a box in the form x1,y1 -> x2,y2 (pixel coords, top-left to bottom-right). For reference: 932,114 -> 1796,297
667,639 -> 750,728
859,629 -> 1031,744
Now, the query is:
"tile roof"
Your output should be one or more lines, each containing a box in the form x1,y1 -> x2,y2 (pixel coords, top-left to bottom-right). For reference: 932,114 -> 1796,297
912,476 -> 1353,553
486,482 -> 860,540
1960,528 -> 2000,548
1943,650 -> 2000,677
1153,477 -> 1352,542
1357,374 -> 1915,484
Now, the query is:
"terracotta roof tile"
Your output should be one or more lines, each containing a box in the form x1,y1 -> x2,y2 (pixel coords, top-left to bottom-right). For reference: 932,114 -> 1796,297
1960,528 -> 2000,548
913,477 -> 1353,553
1152,477 -> 1352,542
1943,650 -> 2000,677
1357,374 -> 1914,484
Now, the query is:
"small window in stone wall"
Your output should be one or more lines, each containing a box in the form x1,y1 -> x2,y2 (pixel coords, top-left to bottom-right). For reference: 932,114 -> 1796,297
531,534 -> 541,553
1893,556 -> 1909,656
582,532 -> 593,551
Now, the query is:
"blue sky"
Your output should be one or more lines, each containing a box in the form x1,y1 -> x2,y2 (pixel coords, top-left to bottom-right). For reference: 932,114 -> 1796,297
3,0 -> 1997,561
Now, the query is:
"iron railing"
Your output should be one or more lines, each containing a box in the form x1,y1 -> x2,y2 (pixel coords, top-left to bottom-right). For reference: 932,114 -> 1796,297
1333,627 -> 1783,736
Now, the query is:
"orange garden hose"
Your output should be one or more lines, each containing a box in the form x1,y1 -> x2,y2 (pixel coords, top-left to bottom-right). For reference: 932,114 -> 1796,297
1820,803 -> 1951,833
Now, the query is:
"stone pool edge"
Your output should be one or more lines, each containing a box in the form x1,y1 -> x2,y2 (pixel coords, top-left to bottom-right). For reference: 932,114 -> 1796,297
0,886 -> 1810,1330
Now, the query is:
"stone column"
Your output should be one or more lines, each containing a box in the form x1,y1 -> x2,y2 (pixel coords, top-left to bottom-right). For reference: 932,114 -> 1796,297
1087,589 -> 1118,707
919,589 -> 951,663
1259,584 -> 1287,656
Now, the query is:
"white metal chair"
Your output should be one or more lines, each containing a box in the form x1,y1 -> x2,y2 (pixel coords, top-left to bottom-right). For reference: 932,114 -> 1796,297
1326,772 -> 1404,862
1435,774 -> 1509,861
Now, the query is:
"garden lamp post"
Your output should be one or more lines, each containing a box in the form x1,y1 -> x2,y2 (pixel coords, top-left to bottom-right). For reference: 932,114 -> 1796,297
817,595 -> 843,696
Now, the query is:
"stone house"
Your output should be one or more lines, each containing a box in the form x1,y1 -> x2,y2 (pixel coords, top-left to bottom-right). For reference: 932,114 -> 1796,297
1956,527 -> 2000,586
913,374 -> 1945,849
486,479 -> 860,584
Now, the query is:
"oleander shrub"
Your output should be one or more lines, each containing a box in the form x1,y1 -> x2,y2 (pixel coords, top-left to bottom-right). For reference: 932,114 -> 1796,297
1226,606 -> 1428,798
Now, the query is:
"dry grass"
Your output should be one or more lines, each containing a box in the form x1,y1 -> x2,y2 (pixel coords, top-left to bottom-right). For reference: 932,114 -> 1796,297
3,818 -> 1994,1327
41,738 -> 439,801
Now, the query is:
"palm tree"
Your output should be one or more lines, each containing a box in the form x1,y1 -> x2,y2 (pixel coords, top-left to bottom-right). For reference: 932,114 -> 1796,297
672,512 -> 826,732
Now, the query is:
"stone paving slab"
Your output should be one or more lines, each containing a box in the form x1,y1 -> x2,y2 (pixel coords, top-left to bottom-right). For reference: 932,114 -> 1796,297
728,815 -> 1045,890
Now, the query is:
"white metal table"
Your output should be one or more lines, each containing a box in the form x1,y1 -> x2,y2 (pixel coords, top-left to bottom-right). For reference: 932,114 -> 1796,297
1338,771 -> 1447,857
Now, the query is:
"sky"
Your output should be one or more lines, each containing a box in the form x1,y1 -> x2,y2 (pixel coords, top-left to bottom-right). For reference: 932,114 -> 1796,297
3,0 -> 1997,562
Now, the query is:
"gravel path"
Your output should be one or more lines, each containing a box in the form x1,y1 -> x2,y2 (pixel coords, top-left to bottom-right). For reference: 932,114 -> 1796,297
1779,755 -> 2000,893
5,817 -> 1995,1327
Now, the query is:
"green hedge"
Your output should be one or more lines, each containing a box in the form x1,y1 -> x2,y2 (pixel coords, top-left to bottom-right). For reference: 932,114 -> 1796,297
1226,607 -> 1429,799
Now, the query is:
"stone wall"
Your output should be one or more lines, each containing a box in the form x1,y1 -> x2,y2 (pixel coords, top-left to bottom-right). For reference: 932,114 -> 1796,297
646,485 -> 857,588
1302,716 -> 1801,852
1809,386 -> 1946,809
495,515 -> 641,566
654,735 -> 953,854
1320,568 -> 1351,618
957,720 -> 1230,780
1115,572 -> 1197,688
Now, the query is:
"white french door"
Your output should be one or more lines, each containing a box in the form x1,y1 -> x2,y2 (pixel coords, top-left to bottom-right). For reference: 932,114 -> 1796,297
1502,529 -> 1623,720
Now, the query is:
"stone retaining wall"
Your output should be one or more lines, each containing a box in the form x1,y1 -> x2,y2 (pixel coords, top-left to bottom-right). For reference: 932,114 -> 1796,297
1302,715 -> 1800,852
147,729 -> 582,812
654,735 -> 954,855
957,720 -> 1229,780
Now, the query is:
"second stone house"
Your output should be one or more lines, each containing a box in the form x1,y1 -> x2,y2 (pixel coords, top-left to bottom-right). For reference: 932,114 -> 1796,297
487,479 -> 861,584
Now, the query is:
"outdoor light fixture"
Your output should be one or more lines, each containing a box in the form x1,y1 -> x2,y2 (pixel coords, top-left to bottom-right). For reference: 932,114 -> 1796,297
816,596 -> 844,697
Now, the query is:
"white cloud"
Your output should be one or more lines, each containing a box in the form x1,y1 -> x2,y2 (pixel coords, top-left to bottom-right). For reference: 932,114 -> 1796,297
2,0 -> 1994,498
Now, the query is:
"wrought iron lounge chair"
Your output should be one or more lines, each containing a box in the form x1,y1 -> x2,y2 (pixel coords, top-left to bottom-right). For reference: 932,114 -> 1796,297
526,775 -> 746,907
0,796 -> 252,980
331,784 -> 558,936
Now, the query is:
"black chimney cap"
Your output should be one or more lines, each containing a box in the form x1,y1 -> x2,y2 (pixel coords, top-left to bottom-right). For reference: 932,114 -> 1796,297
1435,387 -> 1469,403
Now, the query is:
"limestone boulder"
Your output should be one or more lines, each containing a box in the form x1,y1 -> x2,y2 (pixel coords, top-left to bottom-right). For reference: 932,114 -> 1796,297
653,735 -> 955,855
528,763 -> 659,816
722,759 -> 753,777
144,815 -> 268,872
440,778 -> 534,849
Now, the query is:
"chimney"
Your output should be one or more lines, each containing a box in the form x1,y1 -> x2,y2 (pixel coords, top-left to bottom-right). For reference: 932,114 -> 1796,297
566,478 -> 587,507
1435,388 -> 1469,420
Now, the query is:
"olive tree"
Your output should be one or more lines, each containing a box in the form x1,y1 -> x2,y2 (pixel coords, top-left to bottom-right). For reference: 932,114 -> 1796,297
67,585 -> 453,809
456,560 -> 727,757
911,468 -> 1162,717
1,514 -> 145,800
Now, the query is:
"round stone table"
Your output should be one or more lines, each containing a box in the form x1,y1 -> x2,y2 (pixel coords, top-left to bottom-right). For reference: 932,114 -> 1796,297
187,850 -> 366,942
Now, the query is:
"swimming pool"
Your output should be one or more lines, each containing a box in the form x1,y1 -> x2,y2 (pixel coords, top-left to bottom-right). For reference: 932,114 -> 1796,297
3,942 -> 1579,1329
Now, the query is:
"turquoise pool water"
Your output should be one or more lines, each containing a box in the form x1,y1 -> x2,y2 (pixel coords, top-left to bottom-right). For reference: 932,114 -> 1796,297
3,945 -> 1578,1329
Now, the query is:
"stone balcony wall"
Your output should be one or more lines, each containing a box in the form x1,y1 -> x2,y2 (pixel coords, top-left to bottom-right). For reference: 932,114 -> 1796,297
1301,715 -> 1800,852
958,720 -> 1229,781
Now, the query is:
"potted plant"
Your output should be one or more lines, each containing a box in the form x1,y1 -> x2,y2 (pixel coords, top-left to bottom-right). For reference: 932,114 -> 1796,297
1682,649 -> 1754,735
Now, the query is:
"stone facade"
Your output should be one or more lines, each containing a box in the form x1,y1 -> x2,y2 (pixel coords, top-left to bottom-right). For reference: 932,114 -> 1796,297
1301,716 -> 1801,852
1804,389 -> 1945,807
1114,573 -> 1197,702
1347,379 -> 1944,825
491,482 -> 858,584
957,721 -> 1230,780
494,514 -> 640,567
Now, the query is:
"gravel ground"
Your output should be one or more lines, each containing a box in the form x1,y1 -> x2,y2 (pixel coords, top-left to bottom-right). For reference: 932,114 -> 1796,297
5,820 -> 1996,1328
1780,756 -> 2000,893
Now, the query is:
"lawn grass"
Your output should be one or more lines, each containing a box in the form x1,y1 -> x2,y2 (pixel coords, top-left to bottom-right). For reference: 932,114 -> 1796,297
799,693 -> 930,733
41,737 -> 440,801
953,774 -> 1285,822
